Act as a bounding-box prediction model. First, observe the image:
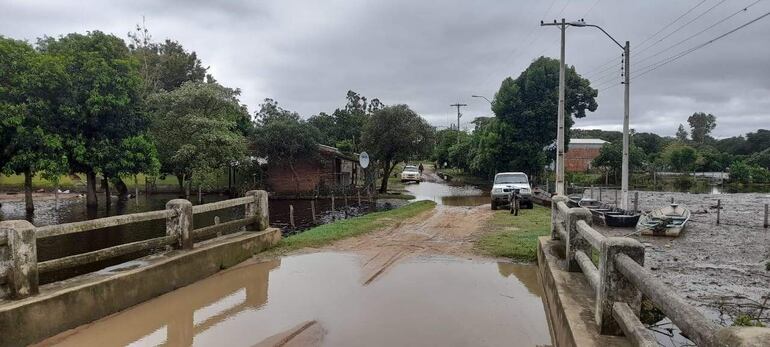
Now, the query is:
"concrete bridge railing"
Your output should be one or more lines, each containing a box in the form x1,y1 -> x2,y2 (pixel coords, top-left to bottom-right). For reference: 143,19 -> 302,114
0,190 -> 270,300
551,195 -> 770,346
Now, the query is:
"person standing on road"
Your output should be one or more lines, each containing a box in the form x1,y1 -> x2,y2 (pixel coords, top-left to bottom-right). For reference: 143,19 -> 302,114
418,163 -> 424,174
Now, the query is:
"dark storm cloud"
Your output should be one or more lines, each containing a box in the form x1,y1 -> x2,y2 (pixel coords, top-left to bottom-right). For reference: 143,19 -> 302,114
1,0 -> 768,137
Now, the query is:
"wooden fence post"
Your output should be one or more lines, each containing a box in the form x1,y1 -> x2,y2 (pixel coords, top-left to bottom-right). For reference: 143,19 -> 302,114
357,191 -> 361,207
311,200 -> 317,223
633,192 -> 639,213
166,199 -> 193,250
1,220 -> 38,299
331,195 -> 336,211
214,216 -> 222,237
289,205 -> 295,229
551,195 -> 569,240
764,203 -> 768,228
597,237 -> 645,335
245,190 -> 269,231
566,208 -> 593,272
716,199 -> 721,225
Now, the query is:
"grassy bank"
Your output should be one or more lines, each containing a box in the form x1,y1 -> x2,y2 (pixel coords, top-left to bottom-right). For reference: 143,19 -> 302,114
474,205 -> 551,262
269,200 -> 436,254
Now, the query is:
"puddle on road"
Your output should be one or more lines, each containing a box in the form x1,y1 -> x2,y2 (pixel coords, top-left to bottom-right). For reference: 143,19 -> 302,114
39,253 -> 551,347
405,181 -> 489,206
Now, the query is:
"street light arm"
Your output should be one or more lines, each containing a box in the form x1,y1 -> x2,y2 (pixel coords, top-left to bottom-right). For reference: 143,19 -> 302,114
471,95 -> 492,105
582,24 -> 624,50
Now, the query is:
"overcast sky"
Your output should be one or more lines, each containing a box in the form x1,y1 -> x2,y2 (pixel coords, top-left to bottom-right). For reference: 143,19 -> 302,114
2,0 -> 769,138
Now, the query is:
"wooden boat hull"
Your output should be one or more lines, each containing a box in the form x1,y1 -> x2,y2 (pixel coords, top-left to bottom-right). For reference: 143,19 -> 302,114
605,213 -> 641,227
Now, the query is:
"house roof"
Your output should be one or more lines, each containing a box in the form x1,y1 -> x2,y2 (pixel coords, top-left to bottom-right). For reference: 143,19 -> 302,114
318,144 -> 359,162
569,138 -> 607,145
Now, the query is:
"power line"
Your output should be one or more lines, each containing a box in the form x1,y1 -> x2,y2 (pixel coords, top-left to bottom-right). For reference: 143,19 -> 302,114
582,0 -> 603,17
635,0 -> 762,66
635,0 -> 709,49
636,0 -> 730,55
555,0 -> 572,19
633,11 -> 770,80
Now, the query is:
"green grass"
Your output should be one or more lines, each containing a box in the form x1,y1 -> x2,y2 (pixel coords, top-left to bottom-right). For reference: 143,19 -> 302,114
474,205 -> 551,262
269,200 -> 436,254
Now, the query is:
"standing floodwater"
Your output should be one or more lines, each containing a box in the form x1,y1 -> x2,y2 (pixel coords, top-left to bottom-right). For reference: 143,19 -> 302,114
39,253 -> 551,346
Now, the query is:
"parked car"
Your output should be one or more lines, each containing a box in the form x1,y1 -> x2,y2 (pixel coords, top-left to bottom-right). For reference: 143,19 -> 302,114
491,172 -> 533,210
401,165 -> 421,183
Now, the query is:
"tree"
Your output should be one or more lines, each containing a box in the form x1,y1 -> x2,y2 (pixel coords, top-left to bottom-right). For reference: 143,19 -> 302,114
633,132 -> 669,155
676,124 -> 689,142
662,143 -> 697,172
361,105 -> 434,193
148,81 -> 248,197
492,56 -> 598,175
745,129 -> 770,154
307,90 -> 382,149
38,31 -> 155,207
592,142 -> 645,184
127,20 -> 207,95
0,37 -> 68,212
687,112 -> 716,144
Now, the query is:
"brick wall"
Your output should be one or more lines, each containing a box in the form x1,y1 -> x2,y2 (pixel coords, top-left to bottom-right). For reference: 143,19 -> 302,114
565,146 -> 602,172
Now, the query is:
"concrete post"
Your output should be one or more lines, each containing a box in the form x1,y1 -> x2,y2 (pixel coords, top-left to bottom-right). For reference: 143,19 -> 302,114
245,190 -> 269,231
1,220 -> 39,299
566,207 -> 593,272
551,195 -> 569,240
597,237 -> 645,335
166,199 -> 193,250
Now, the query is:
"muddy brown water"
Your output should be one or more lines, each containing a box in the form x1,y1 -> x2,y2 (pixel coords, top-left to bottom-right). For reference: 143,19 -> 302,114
404,181 -> 489,206
37,252 -> 551,347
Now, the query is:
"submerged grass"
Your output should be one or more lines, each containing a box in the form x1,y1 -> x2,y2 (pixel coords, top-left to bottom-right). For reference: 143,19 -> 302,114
474,205 -> 551,262
269,200 -> 436,254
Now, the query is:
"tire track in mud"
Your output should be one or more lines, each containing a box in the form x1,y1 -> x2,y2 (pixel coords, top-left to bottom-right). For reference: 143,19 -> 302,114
326,204 -> 495,285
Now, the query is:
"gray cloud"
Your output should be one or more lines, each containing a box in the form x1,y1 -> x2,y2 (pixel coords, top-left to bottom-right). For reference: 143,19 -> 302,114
1,0 -> 768,137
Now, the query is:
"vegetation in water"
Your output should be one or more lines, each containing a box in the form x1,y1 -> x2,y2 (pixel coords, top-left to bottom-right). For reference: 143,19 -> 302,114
269,200 -> 436,254
474,205 -> 551,262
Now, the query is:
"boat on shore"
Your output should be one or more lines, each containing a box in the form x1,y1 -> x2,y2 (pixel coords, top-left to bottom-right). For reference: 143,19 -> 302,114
572,197 -> 641,227
636,204 -> 690,237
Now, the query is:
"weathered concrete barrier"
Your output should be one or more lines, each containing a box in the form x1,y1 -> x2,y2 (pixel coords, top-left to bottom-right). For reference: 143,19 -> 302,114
543,195 -> 770,346
0,190 -> 279,346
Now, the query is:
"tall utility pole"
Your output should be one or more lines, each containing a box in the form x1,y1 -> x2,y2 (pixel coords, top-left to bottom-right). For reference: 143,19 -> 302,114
540,19 -> 567,196
450,103 -> 468,132
621,41 -> 630,210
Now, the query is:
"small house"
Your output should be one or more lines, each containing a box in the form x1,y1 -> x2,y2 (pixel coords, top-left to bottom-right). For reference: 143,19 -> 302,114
565,139 -> 607,172
266,144 -> 362,195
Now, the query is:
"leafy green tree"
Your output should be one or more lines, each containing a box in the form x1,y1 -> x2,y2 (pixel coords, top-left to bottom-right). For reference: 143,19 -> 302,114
307,90 -> 382,149
745,129 -> 770,154
676,124 -> 689,142
633,132 -> 669,155
591,142 -> 645,184
361,105 -> 434,193
0,37 -> 69,211
252,116 -> 321,194
687,112 -> 716,144
715,135 -> 748,155
695,145 -> 733,172
747,148 -> 770,170
572,129 -> 622,143
148,81 -> 248,197
38,31 -> 156,207
255,98 -> 300,126
492,57 -> 597,176
127,21 -> 207,95
662,143 -> 697,172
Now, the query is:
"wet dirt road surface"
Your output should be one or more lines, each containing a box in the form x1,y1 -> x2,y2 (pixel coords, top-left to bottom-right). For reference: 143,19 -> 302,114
591,189 -> 770,322
39,169 -> 553,346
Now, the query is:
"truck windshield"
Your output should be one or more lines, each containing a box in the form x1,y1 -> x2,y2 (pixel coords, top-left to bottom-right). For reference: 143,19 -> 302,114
495,174 -> 527,184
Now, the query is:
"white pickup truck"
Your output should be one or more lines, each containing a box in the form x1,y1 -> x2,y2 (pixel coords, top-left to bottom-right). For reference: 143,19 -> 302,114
490,172 -> 533,210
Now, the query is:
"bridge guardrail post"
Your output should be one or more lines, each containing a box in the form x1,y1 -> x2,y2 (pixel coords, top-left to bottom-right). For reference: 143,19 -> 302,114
597,237 -> 644,335
166,199 -> 193,250
551,195 -> 568,240
1,220 -> 39,299
566,207 -> 593,272
246,190 -> 269,231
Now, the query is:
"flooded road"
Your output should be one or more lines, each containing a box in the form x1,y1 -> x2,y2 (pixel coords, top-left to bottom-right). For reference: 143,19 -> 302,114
404,181 -> 489,206
39,253 -> 551,347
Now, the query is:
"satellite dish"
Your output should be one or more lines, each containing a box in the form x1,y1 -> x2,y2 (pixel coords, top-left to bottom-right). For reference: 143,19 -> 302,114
359,152 -> 370,169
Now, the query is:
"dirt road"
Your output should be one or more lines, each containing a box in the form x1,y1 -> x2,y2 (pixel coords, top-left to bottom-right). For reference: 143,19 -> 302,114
327,204 -> 494,284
